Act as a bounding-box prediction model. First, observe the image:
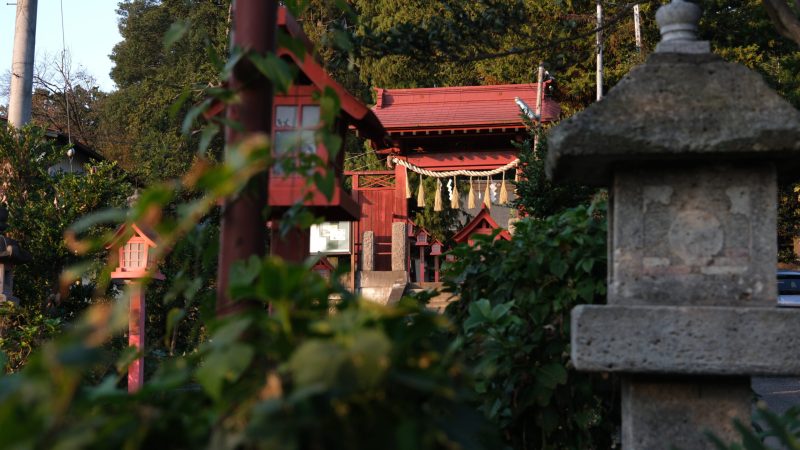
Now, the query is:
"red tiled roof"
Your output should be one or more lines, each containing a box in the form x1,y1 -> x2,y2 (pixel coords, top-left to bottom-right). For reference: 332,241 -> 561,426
372,83 -> 561,132
452,205 -> 511,244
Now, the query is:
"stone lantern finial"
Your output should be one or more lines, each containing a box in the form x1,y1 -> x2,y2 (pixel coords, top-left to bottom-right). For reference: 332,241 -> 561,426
655,0 -> 710,54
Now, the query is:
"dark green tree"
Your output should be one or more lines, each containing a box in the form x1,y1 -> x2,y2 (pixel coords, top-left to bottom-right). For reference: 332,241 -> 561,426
101,0 -> 231,183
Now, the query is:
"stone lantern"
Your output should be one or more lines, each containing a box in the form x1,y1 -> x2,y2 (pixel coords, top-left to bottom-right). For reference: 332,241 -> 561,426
108,223 -> 164,393
0,206 -> 31,306
547,1 -> 800,448
429,240 -> 443,282
415,229 -> 430,282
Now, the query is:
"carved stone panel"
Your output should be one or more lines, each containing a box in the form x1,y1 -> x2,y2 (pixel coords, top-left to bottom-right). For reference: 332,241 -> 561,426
609,163 -> 776,306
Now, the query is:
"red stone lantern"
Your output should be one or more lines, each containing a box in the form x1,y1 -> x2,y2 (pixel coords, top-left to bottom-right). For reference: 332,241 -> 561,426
414,229 -> 430,282
107,223 -> 164,393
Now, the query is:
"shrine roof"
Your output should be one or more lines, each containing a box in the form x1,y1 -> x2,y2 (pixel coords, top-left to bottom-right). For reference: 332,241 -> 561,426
452,205 -> 512,244
372,84 -> 561,132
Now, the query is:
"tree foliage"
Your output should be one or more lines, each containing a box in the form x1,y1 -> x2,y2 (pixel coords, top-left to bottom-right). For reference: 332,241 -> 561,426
0,124 -> 131,371
100,0 -> 231,183
443,199 -> 614,449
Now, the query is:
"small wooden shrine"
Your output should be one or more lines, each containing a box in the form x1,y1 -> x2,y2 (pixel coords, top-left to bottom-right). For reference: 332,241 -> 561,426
452,206 -> 512,246
267,7 -> 386,263
107,222 -> 165,393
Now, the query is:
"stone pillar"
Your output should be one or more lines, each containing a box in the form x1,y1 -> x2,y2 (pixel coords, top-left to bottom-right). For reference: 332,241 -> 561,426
362,231 -> 374,271
547,1 -> 800,448
391,222 -> 407,272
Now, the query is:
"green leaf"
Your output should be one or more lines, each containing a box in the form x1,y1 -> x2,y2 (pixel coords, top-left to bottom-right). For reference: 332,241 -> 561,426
165,308 -> 186,344
249,52 -> 295,94
549,258 -> 568,279
163,20 -> 190,49
312,171 -> 335,201
168,88 -> 192,121
277,29 -> 306,60
182,98 -> 213,135
287,340 -> 348,388
198,124 -> 220,157
208,317 -> 253,349
331,29 -> 354,52
537,362 -> 567,389
196,343 -> 254,400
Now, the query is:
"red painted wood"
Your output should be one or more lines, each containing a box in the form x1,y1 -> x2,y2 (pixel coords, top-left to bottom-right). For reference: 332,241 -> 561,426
434,255 -> 439,282
270,226 -> 310,263
394,164 -> 408,222
373,83 -> 559,132
216,0 -> 277,316
349,171 -> 396,271
418,246 -> 426,282
128,282 -> 144,393
402,151 -> 518,170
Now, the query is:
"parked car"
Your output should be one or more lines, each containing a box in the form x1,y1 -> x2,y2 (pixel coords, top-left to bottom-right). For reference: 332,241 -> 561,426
778,270 -> 800,307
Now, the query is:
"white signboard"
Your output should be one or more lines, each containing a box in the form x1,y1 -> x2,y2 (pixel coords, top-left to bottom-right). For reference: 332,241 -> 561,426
309,221 -> 351,254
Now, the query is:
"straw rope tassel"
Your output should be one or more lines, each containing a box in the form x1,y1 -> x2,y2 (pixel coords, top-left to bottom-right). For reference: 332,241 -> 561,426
417,176 -> 425,207
499,171 -> 509,204
434,179 -> 443,211
404,170 -> 411,199
451,176 -> 460,209
468,177 -> 475,209
483,176 -> 492,210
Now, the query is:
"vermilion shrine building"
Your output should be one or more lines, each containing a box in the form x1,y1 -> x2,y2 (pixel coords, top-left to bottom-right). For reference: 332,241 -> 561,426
347,84 -> 560,284
263,7 -> 562,295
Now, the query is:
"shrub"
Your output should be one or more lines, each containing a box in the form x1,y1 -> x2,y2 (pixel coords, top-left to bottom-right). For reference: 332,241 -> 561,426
443,199 -> 618,449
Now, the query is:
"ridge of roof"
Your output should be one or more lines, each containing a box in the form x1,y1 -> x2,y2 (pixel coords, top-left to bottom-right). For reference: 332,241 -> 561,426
378,83 -> 540,95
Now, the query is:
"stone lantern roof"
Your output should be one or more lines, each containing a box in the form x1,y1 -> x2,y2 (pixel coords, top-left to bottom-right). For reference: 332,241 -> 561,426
546,0 -> 800,186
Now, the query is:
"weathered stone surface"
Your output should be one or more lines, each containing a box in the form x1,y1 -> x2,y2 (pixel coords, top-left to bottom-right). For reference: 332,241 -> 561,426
362,231 -> 374,271
546,52 -> 800,185
572,305 -> 800,375
609,163 -> 777,306
622,376 -> 750,450
391,222 -> 407,271
357,270 -> 407,305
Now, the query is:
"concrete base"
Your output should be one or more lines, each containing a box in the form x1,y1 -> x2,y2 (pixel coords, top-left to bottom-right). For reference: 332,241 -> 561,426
622,376 -> 751,450
357,270 -> 407,305
572,304 -> 800,375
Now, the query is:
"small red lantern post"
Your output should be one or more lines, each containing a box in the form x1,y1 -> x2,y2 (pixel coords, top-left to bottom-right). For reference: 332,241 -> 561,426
429,241 -> 443,282
108,224 -> 164,393
415,229 -> 430,282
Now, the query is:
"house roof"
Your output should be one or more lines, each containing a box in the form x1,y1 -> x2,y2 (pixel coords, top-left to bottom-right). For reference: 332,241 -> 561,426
372,84 -> 561,133
0,116 -> 104,161
453,205 -> 512,244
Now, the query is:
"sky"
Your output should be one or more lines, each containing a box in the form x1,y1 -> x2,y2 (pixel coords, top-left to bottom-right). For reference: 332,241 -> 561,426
1,0 -> 121,100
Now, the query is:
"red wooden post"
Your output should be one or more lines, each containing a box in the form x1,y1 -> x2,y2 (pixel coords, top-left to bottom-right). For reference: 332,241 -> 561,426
216,1 -> 278,316
128,281 -> 145,392
394,163 -> 408,221
433,255 -> 440,282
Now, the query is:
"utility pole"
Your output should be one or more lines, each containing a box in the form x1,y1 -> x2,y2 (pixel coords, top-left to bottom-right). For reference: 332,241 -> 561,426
533,62 -> 545,151
633,4 -> 643,51
216,0 -> 278,316
596,0 -> 604,101
7,0 -> 38,128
